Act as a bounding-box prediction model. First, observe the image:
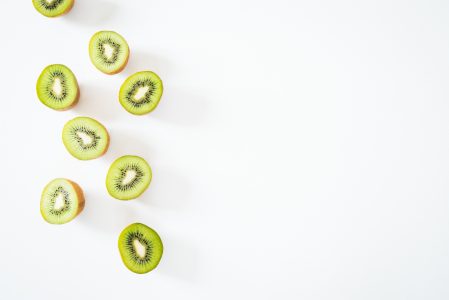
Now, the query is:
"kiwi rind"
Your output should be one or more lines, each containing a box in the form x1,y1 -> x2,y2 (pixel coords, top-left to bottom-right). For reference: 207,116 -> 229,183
32,0 -> 75,18
62,117 -> 110,160
40,178 -> 85,224
106,155 -> 152,200
118,223 -> 163,274
36,64 -> 80,111
119,71 -> 163,115
89,31 -> 130,75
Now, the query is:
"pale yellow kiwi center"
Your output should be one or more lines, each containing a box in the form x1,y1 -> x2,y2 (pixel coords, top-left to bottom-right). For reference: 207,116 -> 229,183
54,193 -> 65,211
45,0 -> 56,4
122,170 -> 137,185
133,239 -> 146,259
103,43 -> 115,60
76,131 -> 93,145
133,86 -> 150,102
52,78 -> 63,97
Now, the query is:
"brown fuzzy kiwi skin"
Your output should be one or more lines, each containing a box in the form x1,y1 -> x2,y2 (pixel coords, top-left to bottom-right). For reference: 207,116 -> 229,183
103,49 -> 130,75
67,179 -> 85,216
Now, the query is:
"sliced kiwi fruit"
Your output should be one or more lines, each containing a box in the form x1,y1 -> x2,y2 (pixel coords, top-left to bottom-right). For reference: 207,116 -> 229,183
33,0 -> 75,17
40,178 -> 85,224
62,117 -> 110,160
89,31 -> 129,75
118,223 -> 163,274
106,155 -> 152,200
119,71 -> 163,115
36,64 -> 79,111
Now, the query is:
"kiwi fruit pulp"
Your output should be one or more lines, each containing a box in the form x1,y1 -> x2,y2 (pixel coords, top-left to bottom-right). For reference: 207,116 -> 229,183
40,178 -> 85,224
89,31 -> 129,74
119,71 -> 163,115
118,223 -> 163,274
36,64 -> 79,111
33,0 -> 75,17
62,117 -> 110,160
106,155 -> 152,200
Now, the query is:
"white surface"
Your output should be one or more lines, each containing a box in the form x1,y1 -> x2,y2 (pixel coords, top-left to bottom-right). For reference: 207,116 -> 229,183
0,0 -> 448,299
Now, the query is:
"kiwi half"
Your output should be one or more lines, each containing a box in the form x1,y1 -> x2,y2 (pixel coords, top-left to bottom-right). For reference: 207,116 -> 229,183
118,223 -> 163,274
36,64 -> 79,111
119,71 -> 163,115
62,117 -> 110,160
40,178 -> 85,224
106,155 -> 152,200
89,31 -> 129,74
33,0 -> 75,17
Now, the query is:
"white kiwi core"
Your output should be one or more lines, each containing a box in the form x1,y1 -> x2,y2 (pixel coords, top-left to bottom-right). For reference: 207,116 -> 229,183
133,86 -> 150,102
53,193 -> 65,211
133,239 -> 146,259
103,43 -> 115,60
122,170 -> 137,185
76,131 -> 93,145
52,77 -> 63,97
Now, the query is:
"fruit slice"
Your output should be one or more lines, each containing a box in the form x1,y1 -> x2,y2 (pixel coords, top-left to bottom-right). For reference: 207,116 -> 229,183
40,178 -> 85,224
36,64 -> 79,111
89,31 -> 129,74
106,155 -> 152,200
119,71 -> 163,115
118,223 -> 163,274
62,117 -> 110,160
33,0 -> 75,17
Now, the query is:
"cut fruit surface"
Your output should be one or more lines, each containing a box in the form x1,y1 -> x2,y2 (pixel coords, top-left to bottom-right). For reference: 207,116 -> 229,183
89,31 -> 129,74
33,0 -> 75,17
62,117 -> 110,160
106,155 -> 152,200
119,71 -> 163,115
36,64 -> 79,111
118,223 -> 163,274
40,178 -> 85,224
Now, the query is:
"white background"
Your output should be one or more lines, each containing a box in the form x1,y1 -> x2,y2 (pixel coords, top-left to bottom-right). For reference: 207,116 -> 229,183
0,0 -> 448,299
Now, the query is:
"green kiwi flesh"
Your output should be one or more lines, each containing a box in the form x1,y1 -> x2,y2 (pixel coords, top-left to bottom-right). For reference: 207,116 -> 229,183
62,117 -> 110,160
40,178 -> 85,224
36,64 -> 79,111
119,71 -> 163,115
118,223 -> 163,274
32,0 -> 75,17
89,31 -> 129,74
106,155 -> 152,200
